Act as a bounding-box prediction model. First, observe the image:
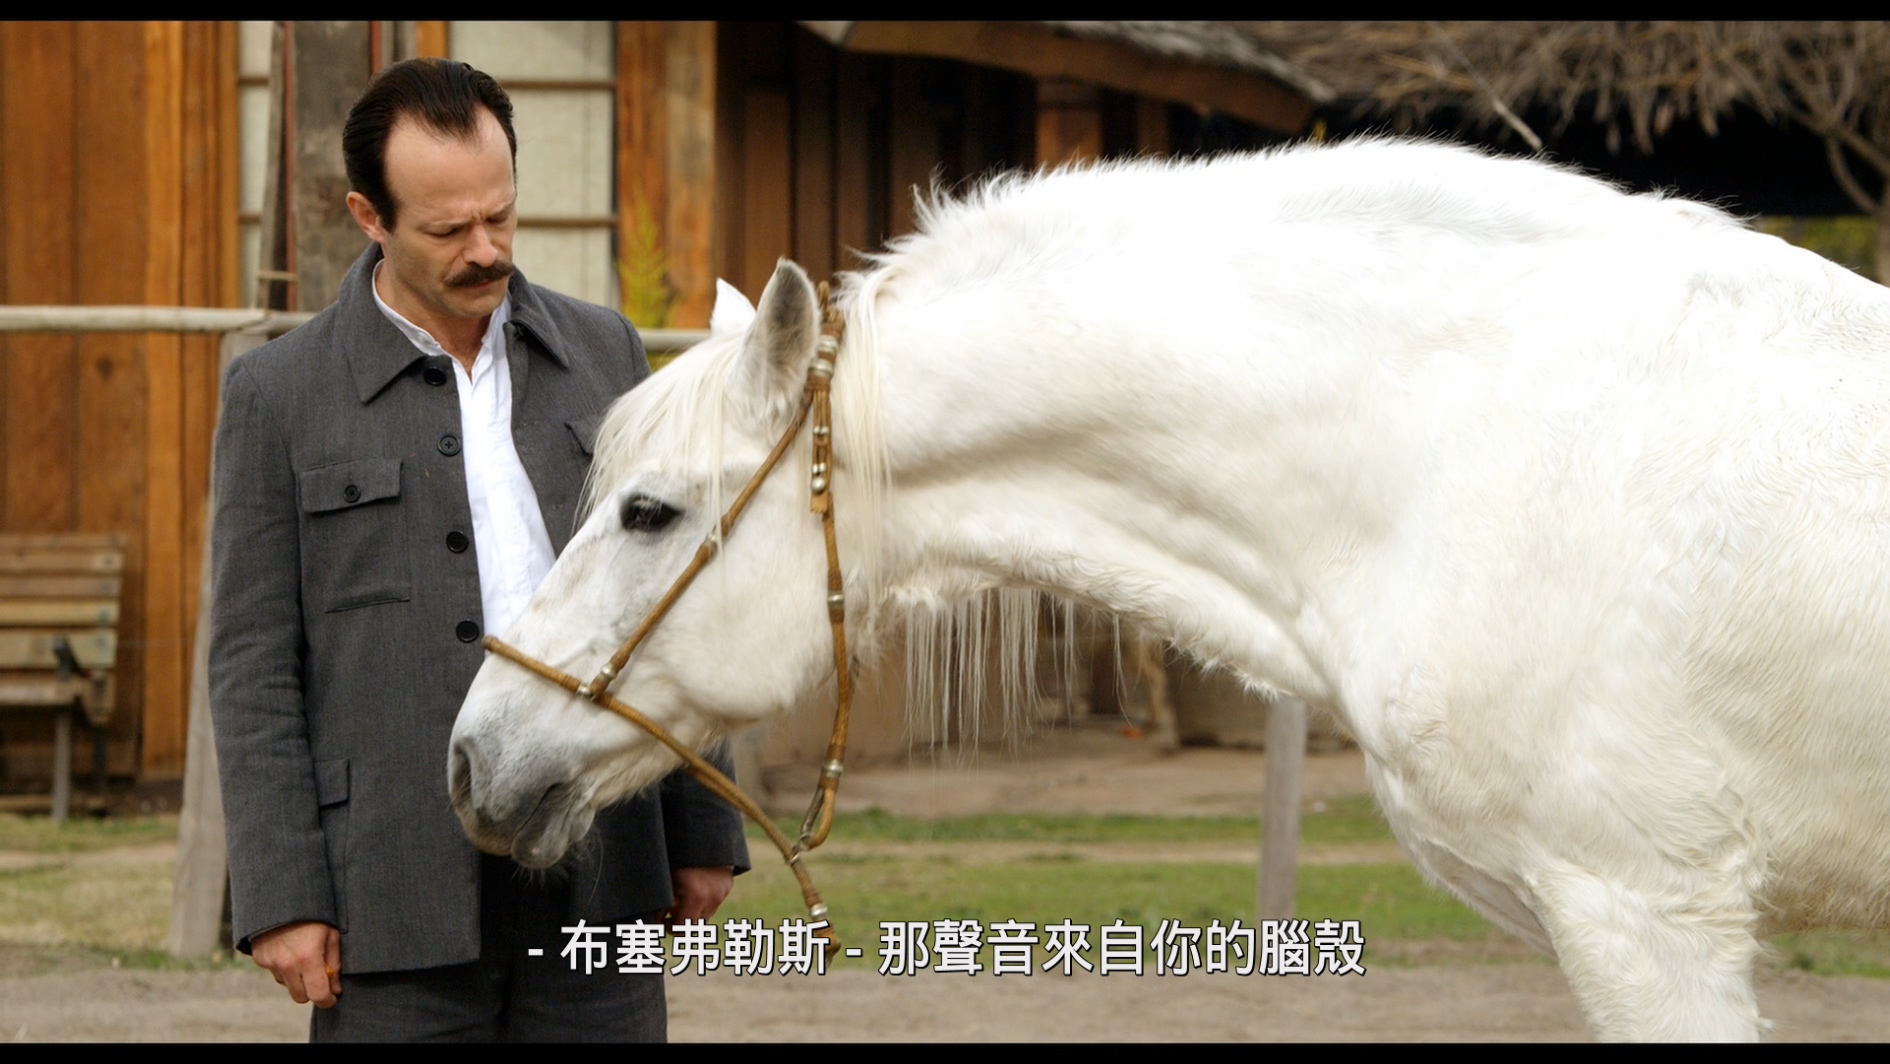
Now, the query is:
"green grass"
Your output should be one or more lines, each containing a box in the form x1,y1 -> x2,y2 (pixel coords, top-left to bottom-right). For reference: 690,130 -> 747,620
1772,931 -> 1890,980
735,811 -> 1890,976
4,809 -> 1890,980
763,797 -> 1392,847
1755,215 -> 1878,279
729,809 -> 1486,969
0,861 -> 173,954
0,813 -> 177,854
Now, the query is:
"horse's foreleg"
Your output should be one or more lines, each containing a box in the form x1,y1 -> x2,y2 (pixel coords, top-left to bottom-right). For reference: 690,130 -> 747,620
1531,867 -> 1765,1041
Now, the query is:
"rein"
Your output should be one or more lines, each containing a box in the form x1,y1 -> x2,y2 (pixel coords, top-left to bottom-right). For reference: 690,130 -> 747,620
482,283 -> 854,942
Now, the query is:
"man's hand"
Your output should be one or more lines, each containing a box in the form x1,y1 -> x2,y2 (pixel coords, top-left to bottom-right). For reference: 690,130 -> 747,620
667,866 -> 734,923
251,921 -> 341,1008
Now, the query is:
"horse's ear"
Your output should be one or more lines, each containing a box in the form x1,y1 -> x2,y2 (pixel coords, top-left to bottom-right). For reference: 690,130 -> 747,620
709,279 -> 756,337
739,260 -> 819,407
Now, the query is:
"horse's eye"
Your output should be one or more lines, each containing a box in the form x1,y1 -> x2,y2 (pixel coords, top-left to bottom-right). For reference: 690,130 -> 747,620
621,495 -> 681,533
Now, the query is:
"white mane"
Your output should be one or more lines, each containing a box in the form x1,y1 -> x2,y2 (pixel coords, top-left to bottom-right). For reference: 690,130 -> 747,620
587,138 -> 1767,746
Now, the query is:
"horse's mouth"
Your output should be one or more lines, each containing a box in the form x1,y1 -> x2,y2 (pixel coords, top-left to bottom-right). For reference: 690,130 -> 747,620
507,781 -> 594,869
450,740 -> 592,865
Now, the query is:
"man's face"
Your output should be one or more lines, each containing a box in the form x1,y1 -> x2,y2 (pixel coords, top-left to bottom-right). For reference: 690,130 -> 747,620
348,107 -> 517,325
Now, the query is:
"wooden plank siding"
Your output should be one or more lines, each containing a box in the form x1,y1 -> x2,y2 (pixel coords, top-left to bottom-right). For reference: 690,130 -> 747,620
0,19 -> 1181,788
0,22 -> 237,787
831,50 -> 885,274
664,23 -> 718,330
790,31 -> 837,284
713,22 -> 1035,304
413,21 -> 448,60
617,22 -> 718,329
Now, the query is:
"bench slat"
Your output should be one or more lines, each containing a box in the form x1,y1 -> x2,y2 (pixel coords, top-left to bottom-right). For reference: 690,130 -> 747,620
0,630 -> 117,670
0,534 -> 127,550
0,674 -> 89,706
0,600 -> 119,626
0,576 -> 122,598
0,549 -> 125,575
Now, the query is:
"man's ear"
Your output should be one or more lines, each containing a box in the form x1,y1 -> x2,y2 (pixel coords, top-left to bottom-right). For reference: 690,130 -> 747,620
346,191 -> 387,243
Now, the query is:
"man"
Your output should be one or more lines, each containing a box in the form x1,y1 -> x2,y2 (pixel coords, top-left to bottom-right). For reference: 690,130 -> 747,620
210,58 -> 747,1042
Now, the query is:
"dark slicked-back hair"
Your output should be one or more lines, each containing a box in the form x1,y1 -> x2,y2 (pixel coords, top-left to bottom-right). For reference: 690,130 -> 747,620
343,58 -> 517,229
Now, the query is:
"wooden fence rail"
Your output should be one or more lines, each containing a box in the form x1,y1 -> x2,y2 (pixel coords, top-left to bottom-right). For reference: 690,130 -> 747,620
0,306 -> 710,353
0,305 -> 708,956
4,304 -> 1307,954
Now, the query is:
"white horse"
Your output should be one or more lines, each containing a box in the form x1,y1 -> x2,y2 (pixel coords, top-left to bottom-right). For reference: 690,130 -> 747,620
450,138 -> 1890,1040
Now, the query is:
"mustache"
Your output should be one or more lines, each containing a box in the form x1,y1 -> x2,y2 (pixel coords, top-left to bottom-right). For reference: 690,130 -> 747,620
448,259 -> 515,288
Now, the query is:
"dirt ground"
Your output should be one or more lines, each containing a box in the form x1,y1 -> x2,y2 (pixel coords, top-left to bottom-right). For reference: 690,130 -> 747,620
7,724 -> 1890,1042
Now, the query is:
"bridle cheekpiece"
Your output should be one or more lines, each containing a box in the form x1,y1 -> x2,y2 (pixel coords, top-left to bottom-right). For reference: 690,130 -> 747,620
483,281 -> 854,942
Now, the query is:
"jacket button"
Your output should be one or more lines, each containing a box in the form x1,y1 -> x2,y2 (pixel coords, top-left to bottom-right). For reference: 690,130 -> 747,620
342,484 -> 361,504
446,530 -> 469,553
456,620 -> 481,643
439,434 -> 461,457
423,365 -> 449,386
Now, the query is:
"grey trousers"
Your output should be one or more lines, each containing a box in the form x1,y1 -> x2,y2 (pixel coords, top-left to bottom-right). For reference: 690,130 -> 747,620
310,855 -> 666,1042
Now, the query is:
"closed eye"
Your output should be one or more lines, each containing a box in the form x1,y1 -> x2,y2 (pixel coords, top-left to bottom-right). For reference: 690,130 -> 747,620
621,494 -> 682,533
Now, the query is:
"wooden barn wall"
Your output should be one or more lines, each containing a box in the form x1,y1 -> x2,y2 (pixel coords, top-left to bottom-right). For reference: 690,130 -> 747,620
715,22 -> 1035,303
0,22 -> 238,788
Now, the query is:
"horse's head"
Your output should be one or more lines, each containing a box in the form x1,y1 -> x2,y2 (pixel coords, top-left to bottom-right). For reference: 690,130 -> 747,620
450,260 -> 848,867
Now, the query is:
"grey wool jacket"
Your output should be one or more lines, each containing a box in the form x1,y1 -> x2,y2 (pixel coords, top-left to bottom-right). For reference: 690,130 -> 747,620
210,245 -> 748,974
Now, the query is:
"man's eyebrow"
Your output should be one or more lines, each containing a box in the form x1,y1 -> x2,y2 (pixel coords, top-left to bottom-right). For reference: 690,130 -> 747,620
422,208 -> 512,234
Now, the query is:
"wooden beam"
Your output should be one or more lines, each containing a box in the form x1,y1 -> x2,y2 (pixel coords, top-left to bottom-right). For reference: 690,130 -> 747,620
180,22 -> 240,676
0,27 -> 8,523
618,22 -> 668,328
792,28 -> 836,283
1135,96 -> 1171,157
714,25 -> 746,309
666,23 -> 716,328
834,21 -> 1313,136
740,86 -> 792,300
289,22 -> 372,311
887,58 -> 936,240
2,23 -> 79,533
0,306 -> 314,333
1036,78 -> 1102,168
413,21 -> 448,60
138,21 -> 186,779
253,23 -> 289,311
172,26 -> 242,951
170,330 -> 259,959
832,51 -> 880,268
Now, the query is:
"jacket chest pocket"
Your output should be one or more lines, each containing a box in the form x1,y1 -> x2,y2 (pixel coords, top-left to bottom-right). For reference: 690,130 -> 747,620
298,458 -> 412,612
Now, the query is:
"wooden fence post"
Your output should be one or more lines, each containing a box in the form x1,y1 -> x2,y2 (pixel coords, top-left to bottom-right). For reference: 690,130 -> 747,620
1257,695 -> 1308,922
168,328 -> 267,958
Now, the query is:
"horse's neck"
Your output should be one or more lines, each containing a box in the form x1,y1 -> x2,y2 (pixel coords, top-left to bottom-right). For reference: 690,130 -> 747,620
865,258 -> 1439,703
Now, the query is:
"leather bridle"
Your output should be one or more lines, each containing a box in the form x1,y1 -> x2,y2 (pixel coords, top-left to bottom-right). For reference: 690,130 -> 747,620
482,283 -> 854,941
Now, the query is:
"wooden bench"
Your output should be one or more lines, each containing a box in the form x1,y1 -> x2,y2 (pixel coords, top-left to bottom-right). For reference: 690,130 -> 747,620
0,534 -> 125,821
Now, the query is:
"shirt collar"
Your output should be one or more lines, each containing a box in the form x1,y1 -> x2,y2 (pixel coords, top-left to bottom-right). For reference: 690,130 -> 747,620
339,245 -> 571,405
371,260 -> 512,374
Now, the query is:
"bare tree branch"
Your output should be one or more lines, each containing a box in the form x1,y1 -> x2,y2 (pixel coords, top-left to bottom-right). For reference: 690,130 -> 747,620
1426,22 -> 1544,152
1244,21 -> 1890,194
1825,136 -> 1884,216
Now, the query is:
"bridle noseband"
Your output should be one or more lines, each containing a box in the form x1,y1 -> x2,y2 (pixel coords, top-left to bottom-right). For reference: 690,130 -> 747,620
483,282 -> 854,942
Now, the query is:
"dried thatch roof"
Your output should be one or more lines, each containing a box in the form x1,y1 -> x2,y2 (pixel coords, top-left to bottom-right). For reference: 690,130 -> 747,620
1041,22 -> 1333,104
1239,22 -> 1890,277
1240,23 -> 1889,188
799,21 -> 1327,134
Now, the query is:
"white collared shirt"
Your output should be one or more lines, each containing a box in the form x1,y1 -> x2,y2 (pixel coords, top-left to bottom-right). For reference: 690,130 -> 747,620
372,265 -> 556,639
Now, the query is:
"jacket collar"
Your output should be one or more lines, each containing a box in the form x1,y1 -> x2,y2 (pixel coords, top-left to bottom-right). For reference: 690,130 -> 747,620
342,244 -> 574,405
